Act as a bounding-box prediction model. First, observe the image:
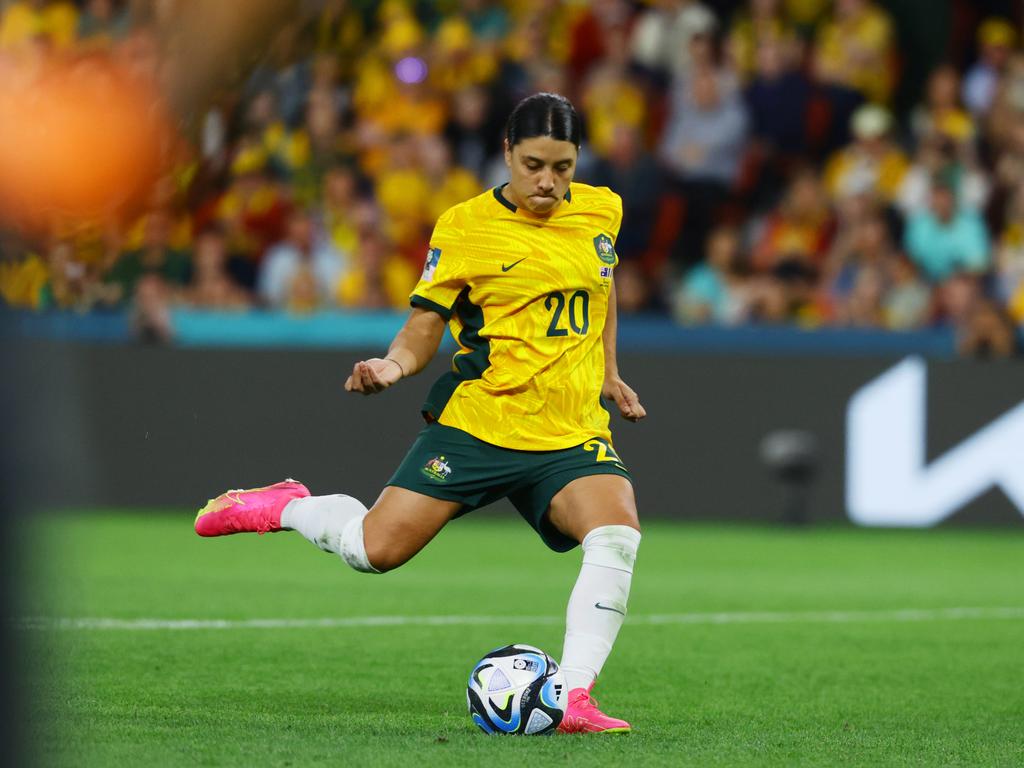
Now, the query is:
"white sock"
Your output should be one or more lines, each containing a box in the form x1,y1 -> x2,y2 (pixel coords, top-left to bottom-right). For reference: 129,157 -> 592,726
561,525 -> 641,692
281,494 -> 379,573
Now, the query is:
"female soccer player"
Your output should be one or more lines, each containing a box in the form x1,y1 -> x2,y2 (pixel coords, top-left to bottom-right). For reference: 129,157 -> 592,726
195,93 -> 646,734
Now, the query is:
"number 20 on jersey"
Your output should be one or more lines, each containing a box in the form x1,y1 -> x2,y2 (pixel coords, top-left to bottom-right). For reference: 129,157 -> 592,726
545,290 -> 590,337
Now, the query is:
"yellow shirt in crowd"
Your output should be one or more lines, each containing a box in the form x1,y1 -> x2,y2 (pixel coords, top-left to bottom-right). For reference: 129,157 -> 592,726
815,3 -> 894,103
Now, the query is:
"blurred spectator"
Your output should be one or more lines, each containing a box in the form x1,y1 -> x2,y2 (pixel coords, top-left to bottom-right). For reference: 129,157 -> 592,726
321,163 -> 361,257
444,85 -> 499,180
246,89 -> 294,176
812,0 -> 894,151
660,65 -> 749,265
181,228 -> 251,310
822,209 -> 905,327
824,104 -> 908,206
747,259 -> 816,323
122,184 -> 194,254
898,133 -> 989,216
419,134 -> 480,224
813,0 -> 895,105
958,297 -> 1019,357
630,0 -> 717,85
751,168 -> 833,274
131,273 -> 174,344
463,0 -> 510,43
991,111 -> 1024,201
0,249 -> 47,309
674,226 -> 750,324
209,140 -> 292,287
38,240 -> 95,310
963,18 -> 1016,118
0,0 -> 78,52
580,40 -> 646,162
911,65 -> 976,152
568,0 -> 633,84
292,84 -> 348,199
838,260 -> 887,327
744,37 -> 812,157
934,271 -> 983,335
430,15 -> 500,93
883,256 -> 932,330
336,225 -> 416,311
727,0 -> 798,84
374,132 -> 432,254
613,260 -> 659,314
1010,281 -> 1024,326
995,186 -> 1024,304
105,209 -> 190,305
783,0 -> 830,37
258,209 -> 344,312
981,52 -> 1024,157
244,24 -> 310,129
904,180 -> 990,283
311,0 -> 366,75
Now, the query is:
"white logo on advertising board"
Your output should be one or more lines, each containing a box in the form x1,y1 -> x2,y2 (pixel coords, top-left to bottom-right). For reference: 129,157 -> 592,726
846,357 -> 1024,526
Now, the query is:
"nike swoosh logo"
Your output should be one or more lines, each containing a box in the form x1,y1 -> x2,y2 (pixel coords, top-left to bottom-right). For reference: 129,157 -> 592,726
501,258 -> 527,272
595,602 -> 625,615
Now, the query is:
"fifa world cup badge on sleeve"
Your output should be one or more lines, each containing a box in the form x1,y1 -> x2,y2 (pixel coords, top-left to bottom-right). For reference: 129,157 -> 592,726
422,247 -> 442,281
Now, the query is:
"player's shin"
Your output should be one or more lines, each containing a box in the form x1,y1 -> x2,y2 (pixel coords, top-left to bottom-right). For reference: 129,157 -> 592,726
281,495 -> 380,573
560,525 -> 641,692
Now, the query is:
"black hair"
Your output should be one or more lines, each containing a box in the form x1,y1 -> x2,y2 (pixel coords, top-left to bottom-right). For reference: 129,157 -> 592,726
505,92 -> 582,149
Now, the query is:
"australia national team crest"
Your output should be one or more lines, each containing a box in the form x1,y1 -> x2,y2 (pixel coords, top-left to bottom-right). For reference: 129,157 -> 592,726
593,233 -> 617,265
421,247 -> 442,282
422,455 -> 453,482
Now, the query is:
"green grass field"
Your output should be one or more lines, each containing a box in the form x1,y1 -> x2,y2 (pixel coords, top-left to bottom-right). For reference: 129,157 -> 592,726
17,512 -> 1024,767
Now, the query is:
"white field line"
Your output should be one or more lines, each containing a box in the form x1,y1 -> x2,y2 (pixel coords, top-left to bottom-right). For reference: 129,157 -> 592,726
12,606 -> 1024,632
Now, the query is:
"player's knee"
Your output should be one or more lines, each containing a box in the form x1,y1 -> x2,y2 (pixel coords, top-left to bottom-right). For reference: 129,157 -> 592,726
617,509 -> 641,534
364,536 -> 403,573
361,533 -> 408,573
582,510 -> 641,539
581,523 -> 642,573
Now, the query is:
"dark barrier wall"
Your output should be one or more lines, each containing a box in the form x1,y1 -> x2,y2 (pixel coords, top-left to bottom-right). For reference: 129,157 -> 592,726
13,341 -> 1024,525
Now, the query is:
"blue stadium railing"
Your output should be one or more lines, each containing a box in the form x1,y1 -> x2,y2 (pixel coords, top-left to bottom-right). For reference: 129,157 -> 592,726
3,308 -> 981,357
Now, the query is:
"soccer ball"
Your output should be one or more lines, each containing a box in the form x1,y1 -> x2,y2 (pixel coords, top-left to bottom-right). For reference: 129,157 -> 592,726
466,644 -> 566,735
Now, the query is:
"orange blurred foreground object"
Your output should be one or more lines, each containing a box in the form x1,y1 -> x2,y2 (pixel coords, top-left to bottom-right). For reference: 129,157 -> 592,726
0,55 -> 171,230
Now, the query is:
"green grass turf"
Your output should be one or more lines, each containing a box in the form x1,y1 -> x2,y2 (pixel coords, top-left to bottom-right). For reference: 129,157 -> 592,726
16,512 -> 1024,767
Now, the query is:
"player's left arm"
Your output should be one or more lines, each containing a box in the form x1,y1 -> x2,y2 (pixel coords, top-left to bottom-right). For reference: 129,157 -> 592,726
602,281 -> 646,422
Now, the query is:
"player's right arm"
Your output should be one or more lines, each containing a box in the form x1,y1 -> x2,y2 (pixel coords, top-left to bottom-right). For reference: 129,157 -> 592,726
344,308 -> 447,395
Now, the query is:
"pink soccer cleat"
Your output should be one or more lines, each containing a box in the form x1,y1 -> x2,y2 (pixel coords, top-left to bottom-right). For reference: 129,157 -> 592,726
194,479 -> 309,537
557,684 -> 632,734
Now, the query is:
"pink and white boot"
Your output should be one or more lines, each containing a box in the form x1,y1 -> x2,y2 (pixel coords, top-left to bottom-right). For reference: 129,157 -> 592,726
194,479 -> 309,537
557,683 -> 632,734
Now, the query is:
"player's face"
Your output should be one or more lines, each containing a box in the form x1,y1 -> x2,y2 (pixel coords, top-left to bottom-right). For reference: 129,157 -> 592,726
504,136 -> 577,215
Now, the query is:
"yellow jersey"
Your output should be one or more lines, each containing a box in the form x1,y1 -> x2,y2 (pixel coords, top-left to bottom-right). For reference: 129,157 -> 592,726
410,182 -> 622,451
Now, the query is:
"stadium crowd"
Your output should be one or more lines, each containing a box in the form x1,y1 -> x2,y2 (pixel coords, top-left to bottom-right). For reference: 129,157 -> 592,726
0,0 -> 1022,356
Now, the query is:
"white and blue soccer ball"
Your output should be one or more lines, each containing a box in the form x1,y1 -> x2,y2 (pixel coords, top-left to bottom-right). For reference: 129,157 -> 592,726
466,644 -> 566,735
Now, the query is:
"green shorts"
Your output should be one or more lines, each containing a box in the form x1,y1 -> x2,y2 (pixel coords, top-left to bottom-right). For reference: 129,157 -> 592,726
386,423 -> 632,552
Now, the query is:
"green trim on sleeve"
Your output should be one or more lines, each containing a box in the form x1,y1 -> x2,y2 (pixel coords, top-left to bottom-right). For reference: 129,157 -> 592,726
421,286 -> 491,422
410,294 -> 454,321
